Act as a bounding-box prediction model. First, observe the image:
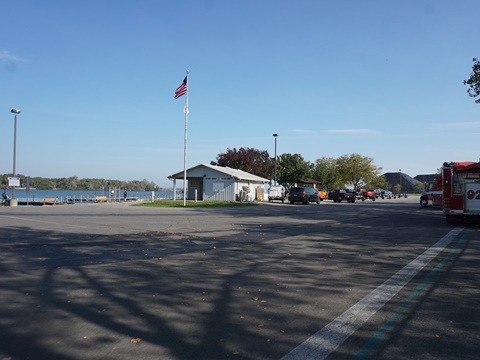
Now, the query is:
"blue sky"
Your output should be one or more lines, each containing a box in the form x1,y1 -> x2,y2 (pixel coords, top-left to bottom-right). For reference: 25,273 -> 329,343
1,0 -> 478,187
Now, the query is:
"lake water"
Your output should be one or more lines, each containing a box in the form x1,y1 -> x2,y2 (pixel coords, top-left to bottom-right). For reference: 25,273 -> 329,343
2,189 -> 182,203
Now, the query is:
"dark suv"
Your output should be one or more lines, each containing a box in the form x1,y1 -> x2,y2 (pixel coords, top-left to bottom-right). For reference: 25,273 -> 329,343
328,189 -> 356,203
289,187 -> 321,204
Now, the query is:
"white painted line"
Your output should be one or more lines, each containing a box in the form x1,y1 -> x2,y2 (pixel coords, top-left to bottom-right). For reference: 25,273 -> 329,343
0,214 -> 91,229
280,226 -> 464,360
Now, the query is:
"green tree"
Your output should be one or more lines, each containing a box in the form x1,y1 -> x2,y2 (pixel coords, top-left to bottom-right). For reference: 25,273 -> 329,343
1,174 -> 159,190
336,153 -> 383,189
311,157 -> 341,190
393,184 -> 401,193
0,174 -> 9,187
78,178 -> 113,190
30,176 -> 56,189
212,147 -> 274,179
56,177 -> 69,190
412,181 -> 424,194
67,176 -> 79,190
125,179 -> 158,191
464,57 -> 480,104
277,153 -> 313,190
369,174 -> 389,190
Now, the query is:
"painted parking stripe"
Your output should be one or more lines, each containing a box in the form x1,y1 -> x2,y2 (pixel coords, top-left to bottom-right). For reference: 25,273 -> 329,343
0,214 -> 90,229
280,226 -> 464,360
353,228 -> 470,359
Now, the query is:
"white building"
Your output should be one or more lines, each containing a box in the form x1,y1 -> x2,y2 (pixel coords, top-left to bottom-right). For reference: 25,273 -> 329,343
167,163 -> 269,201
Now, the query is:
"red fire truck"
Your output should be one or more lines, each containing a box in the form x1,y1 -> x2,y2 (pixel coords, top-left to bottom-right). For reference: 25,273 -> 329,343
420,175 -> 443,207
442,161 -> 480,224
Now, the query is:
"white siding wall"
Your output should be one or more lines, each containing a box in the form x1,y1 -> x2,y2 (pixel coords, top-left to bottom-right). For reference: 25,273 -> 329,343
204,177 -> 235,201
235,181 -> 255,201
170,165 -> 267,201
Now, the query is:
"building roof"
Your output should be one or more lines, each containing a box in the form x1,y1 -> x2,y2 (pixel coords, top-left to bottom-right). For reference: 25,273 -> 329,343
167,163 -> 270,183
297,178 -> 321,185
452,161 -> 480,172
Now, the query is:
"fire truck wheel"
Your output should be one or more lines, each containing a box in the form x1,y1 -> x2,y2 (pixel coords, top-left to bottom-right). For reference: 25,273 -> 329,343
420,199 -> 428,207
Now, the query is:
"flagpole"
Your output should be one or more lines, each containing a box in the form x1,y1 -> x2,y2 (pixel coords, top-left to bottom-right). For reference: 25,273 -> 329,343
183,70 -> 189,206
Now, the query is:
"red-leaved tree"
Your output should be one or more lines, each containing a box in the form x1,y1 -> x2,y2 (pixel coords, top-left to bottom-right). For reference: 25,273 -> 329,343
211,147 -> 274,180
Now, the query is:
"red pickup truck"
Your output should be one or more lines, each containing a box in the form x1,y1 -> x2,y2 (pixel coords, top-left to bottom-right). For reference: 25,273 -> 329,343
361,189 -> 376,201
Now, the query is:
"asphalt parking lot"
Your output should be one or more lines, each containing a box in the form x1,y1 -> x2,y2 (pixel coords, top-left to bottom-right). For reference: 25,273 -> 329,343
0,197 -> 478,360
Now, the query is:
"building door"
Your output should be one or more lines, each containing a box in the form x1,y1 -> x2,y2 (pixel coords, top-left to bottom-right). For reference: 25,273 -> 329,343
188,178 -> 203,200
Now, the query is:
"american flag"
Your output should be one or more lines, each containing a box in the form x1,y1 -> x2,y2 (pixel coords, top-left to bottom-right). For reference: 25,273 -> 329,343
174,76 -> 187,99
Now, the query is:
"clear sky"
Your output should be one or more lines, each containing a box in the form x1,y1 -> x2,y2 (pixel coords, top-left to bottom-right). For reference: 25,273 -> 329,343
1,0 -> 478,187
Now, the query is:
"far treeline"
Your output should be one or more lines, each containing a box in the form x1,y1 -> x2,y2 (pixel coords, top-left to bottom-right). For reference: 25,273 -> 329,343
2,148 -> 424,193
0,174 -> 160,191
212,148 -> 424,193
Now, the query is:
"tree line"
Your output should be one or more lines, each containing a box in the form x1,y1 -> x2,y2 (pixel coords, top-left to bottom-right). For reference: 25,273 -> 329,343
1,148 -> 422,193
212,147 -> 421,192
0,174 -> 159,191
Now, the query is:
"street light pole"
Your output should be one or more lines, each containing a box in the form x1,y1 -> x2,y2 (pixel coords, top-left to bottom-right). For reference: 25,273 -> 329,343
353,159 -> 357,190
399,169 -> 402,192
11,109 -> 21,206
273,134 -> 278,185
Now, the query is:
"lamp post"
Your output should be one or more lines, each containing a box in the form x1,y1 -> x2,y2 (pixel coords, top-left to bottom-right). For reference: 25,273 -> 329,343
273,134 -> 278,186
353,159 -> 357,190
11,109 -> 21,207
399,169 -> 402,192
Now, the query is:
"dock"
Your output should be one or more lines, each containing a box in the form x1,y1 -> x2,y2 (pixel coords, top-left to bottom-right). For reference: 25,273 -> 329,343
2,196 -> 140,206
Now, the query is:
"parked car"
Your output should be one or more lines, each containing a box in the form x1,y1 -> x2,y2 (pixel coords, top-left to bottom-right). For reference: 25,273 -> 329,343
328,189 -> 356,203
361,189 -> 376,201
373,189 -> 392,199
380,190 -> 393,199
317,190 -> 328,201
289,187 -> 321,204
268,186 -> 285,203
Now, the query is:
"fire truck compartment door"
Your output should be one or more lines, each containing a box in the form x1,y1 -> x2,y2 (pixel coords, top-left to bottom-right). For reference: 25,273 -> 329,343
465,182 -> 480,213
